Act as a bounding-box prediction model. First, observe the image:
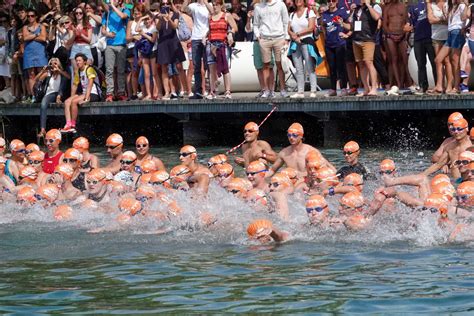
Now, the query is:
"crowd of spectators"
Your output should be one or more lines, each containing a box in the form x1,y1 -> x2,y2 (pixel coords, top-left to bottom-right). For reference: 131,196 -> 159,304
0,0 -> 473,134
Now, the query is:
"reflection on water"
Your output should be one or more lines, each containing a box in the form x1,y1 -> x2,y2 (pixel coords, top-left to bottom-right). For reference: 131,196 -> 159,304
1,147 -> 473,313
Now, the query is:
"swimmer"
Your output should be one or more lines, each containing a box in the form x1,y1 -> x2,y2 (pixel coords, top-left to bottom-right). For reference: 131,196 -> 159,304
208,154 -> 228,177
268,173 -> 294,220
295,151 -> 325,194
0,157 -> 15,194
339,191 -> 372,230
452,151 -> 474,184
73,137 -> 100,171
425,118 -> 472,179
17,165 -> 39,190
118,151 -> 140,185
179,145 -> 213,177
226,177 -> 252,199
43,129 -> 64,175
117,197 -> 145,223
84,168 -> 113,207
135,136 -> 166,172
281,167 -> 300,187
267,123 -> 335,178
16,186 -> 37,206
246,160 -> 269,191
461,162 -> 474,182
62,148 -> 86,191
235,122 -> 278,167
9,139 -> 27,177
322,172 -> 364,197
246,219 -> 289,243
51,163 -> 83,203
54,205 -> 73,221
213,163 -> 235,188
27,150 -> 49,186
150,170 -> 173,190
246,188 -> 269,211
25,143 -> 40,159
337,141 -> 376,180
432,112 -> 463,164
170,164 -> 210,194
0,137 -> 5,156
35,183 -> 60,207
135,159 -> 158,184
305,194 -> 343,228
104,133 -> 124,175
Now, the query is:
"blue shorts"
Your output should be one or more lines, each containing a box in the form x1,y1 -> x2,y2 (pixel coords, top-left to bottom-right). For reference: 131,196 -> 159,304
70,44 -> 94,61
444,30 -> 465,50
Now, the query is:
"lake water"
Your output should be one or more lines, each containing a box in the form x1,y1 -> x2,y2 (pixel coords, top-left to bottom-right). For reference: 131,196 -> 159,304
1,146 -> 473,313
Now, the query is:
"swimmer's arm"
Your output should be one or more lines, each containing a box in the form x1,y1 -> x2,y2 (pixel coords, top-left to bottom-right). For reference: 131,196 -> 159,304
9,162 -> 19,183
270,228 -> 289,242
153,157 -> 166,171
266,155 -> 284,178
192,174 -> 210,195
269,191 -> 289,221
234,156 -> 245,167
367,188 -> 389,216
396,191 -> 423,208
423,152 -> 448,176
0,176 -> 15,193
91,155 -> 100,169
432,137 -> 453,163
260,142 -> 278,163
323,185 -> 356,196
384,173 -> 428,188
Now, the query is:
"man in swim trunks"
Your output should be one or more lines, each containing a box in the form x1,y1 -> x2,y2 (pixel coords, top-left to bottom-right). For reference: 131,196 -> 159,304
267,123 -> 335,178
135,136 -> 166,172
104,133 -> 124,175
337,141 -> 376,180
43,129 -> 64,174
235,122 -> 278,167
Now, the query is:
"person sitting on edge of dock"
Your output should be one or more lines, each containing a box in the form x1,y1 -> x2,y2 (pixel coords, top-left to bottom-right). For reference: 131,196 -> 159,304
337,141 -> 376,181
235,121 -> 277,168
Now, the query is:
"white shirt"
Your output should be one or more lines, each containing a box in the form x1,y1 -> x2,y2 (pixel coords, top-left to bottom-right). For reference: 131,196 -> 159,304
431,3 -> 448,40
289,8 -> 316,40
188,2 -> 210,40
79,68 -> 98,96
45,73 -> 61,96
448,3 -> 465,32
127,20 -> 139,49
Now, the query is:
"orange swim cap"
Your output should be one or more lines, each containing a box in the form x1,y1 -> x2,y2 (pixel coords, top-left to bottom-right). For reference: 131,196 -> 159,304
340,191 -> 365,209
139,173 -> 152,185
270,173 -> 293,189
288,122 -> 304,135
380,159 -> 396,172
54,204 -> 73,221
246,160 -> 267,174
448,112 -> 463,125
343,173 -> 363,188
136,136 -> 149,145
122,151 -> 137,162
73,137 -> 89,151
424,193 -> 449,214
281,167 -> 298,183
64,148 -> 82,161
106,133 -> 123,147
55,163 -> 74,181
431,182 -> 455,201
458,151 -> 474,162
306,194 -> 327,209
37,184 -> 60,203
26,143 -> 40,153
343,141 -> 360,152
470,127 -> 474,139
227,177 -> 250,194
208,154 -> 228,167
170,165 -> 191,181
305,151 -> 324,169
244,122 -> 259,132
315,167 -> 339,186
247,219 -> 273,237
119,197 -> 143,216
136,185 -> 156,200
247,188 -> 268,206
87,168 -> 107,182
452,118 -> 468,129
17,186 -> 36,203
110,180 -> 127,194
215,163 -> 234,178
29,150 -> 45,162
46,129 -> 62,142
10,139 -> 25,152
457,181 -> 474,195
141,160 -> 157,173
20,165 -> 38,181
431,174 -> 451,187
150,170 -> 171,185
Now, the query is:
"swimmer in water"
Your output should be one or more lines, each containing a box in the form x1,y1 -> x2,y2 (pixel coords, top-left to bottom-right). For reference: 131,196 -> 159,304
246,219 -> 289,243
268,173 -> 294,220
63,148 -> 87,192
9,139 -> 27,179
73,137 -> 100,171
179,145 -> 213,177
27,150 -> 49,186
35,183 -> 60,208
305,194 -> 343,228
25,143 -> 40,159
339,191 -> 372,231
43,129 -> 64,175
83,168 -> 113,209
135,136 -> 166,172
51,163 -> 84,203
213,163 -> 235,188
267,123 -> 335,178
246,188 -> 270,211
432,112 -> 463,164
452,151 -> 474,184
235,122 -> 278,167
104,133 -> 124,175
17,165 -> 40,190
226,177 -> 252,199
208,154 -> 228,177
337,141 -> 376,180
246,160 -> 269,191
0,157 -> 15,195
170,164 -> 210,194
118,151 -> 140,185
16,186 -> 37,206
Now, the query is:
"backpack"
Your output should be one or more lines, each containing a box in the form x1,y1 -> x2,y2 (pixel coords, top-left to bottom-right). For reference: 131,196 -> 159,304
177,14 -> 192,41
81,65 -> 106,101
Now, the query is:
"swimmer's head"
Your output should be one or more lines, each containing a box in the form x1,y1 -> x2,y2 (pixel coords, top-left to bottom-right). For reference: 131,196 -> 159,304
269,173 -> 293,192
423,193 -> 449,218
120,151 -> 137,171
110,180 -> 128,196
73,137 -> 90,152
287,123 -> 304,144
25,143 -> 40,156
305,151 -> 324,176
10,139 -> 25,157
315,167 -> 339,187
135,136 -> 149,155
431,182 -> 455,202
343,141 -> 360,164
54,204 -> 73,221
140,160 -> 157,174
431,174 -> 451,188
63,148 -> 82,166
150,170 -> 172,189
227,177 -> 251,198
455,151 -> 474,173
119,197 -> 143,217
246,188 -> 268,207
246,160 -> 267,182
45,129 -> 62,147
450,118 -> 469,139
179,145 -> 197,163
17,186 -> 36,205
54,163 -> 74,183
447,112 -> 463,126
19,165 -> 38,183
244,122 -> 259,141
339,191 -> 365,215
28,151 -> 45,168
343,173 -> 363,192
36,184 -> 60,204
247,219 -> 273,243
214,163 -> 234,186
281,167 -> 298,185
106,133 -> 123,156
136,185 -> 156,203
379,159 -> 396,175
456,181 -> 474,206
306,194 -> 329,224
86,168 -> 108,193
208,154 -> 228,175
470,128 -> 474,141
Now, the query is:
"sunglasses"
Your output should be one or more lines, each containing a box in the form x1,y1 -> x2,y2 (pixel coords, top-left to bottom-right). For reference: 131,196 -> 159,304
86,179 -> 101,185
28,160 -> 42,164
449,127 -> 466,132
456,194 -> 470,202
14,149 -> 26,154
45,138 -> 56,144
75,11 -> 84,15
306,205 -> 328,213
120,159 -> 136,165
343,150 -> 359,156
63,158 -> 78,163
137,196 -> 149,202
27,14 -> 36,18
246,169 -> 267,176
420,206 -> 439,213
151,178 -> 169,185
136,144 -> 148,148
379,170 -> 394,175
243,129 -> 256,133
287,133 -> 300,138
454,160 -> 471,166
106,144 -> 120,150
34,193 -> 44,201
269,182 -> 280,188
208,161 -> 225,168
229,189 -> 241,194
180,152 -> 195,158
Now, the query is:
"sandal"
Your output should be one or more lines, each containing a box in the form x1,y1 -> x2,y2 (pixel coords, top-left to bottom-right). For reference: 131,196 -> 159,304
446,89 -> 459,95
426,89 -> 443,95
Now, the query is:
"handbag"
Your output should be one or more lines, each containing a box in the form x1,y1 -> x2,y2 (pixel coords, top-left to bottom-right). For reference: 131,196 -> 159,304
33,76 -> 51,102
177,14 -> 191,41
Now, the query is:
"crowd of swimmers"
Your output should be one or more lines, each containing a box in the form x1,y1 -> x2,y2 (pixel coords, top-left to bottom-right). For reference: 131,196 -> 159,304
0,111 -> 473,243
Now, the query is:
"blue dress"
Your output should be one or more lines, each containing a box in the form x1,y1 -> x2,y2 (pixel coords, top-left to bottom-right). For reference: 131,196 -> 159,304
23,25 -> 48,69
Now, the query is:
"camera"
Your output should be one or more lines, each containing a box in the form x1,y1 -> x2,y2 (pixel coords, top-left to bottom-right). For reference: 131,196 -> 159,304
160,6 -> 170,14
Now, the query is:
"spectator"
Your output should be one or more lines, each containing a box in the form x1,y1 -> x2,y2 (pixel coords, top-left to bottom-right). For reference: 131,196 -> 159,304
288,0 -> 318,98
22,8 -> 48,103
62,53 -> 101,133
205,0 -> 237,99
136,12 -> 157,101
253,0 -> 290,98
35,57 -> 70,138
183,0 -> 211,99
7,16 -> 21,101
126,3 -> 144,100
48,15 -> 73,69
230,0 -> 248,41
344,0 -> 380,96
371,0 -> 390,91
101,0 -> 131,102
85,2 -> 105,68
68,7 -> 94,77
0,14 -> 10,90
172,0 -> 193,97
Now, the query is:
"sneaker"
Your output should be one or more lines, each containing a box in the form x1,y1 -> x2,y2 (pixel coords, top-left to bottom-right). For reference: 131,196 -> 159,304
116,94 -> 128,101
162,94 -> 171,100
129,95 -> 138,101
409,85 -> 420,94
460,83 -> 469,93
347,87 -> 358,96
261,90 -> 271,98
31,96 -> 36,103
461,70 -> 469,79
60,125 -> 76,133
189,93 -> 203,100
340,89 -> 349,96
105,95 -> 114,102
256,90 -> 265,98
137,92 -> 143,99
280,90 -> 289,98
170,92 -> 179,99
309,92 -> 317,98
269,91 -> 276,98
224,91 -> 232,99
206,92 -> 216,100
290,93 -> 304,98
325,89 -> 337,97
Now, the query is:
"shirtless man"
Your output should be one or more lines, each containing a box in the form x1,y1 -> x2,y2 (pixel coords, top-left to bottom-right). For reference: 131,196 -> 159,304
135,136 -> 166,172
43,129 -> 64,175
235,122 -> 277,167
246,219 -> 289,243
383,0 -> 410,88
179,145 -> 212,177
425,118 -> 472,179
28,150 -> 49,186
305,194 -> 343,228
104,133 -> 124,175
52,163 -> 83,203
432,112 -> 463,163
246,160 -> 269,191
267,123 -> 335,178
9,139 -> 27,179
83,168 -> 114,209
170,164 -> 210,194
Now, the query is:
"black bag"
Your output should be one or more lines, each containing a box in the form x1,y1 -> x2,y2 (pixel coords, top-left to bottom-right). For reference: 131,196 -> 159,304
33,76 -> 51,102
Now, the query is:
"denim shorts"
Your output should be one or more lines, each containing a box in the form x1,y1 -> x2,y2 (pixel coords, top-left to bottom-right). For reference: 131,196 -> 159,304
70,43 -> 94,61
206,41 -> 230,65
444,30 -> 465,50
